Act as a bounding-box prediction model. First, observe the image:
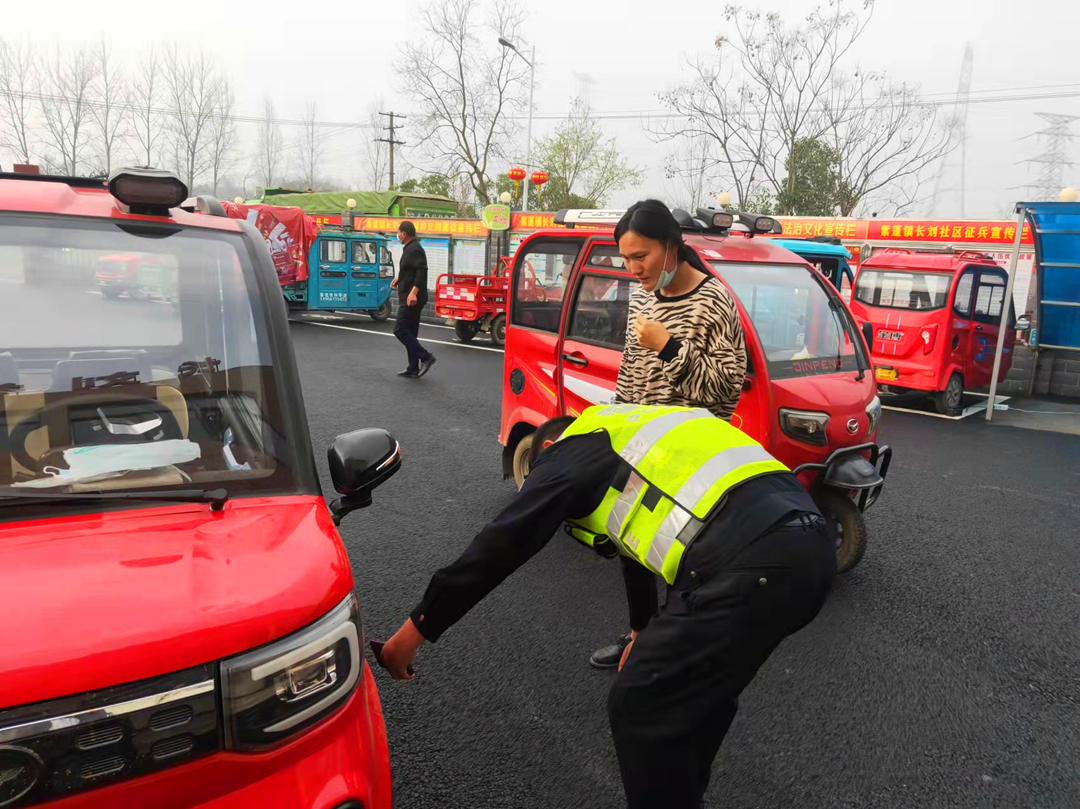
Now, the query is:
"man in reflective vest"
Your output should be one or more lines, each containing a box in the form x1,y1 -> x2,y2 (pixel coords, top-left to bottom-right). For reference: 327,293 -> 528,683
377,404 -> 835,808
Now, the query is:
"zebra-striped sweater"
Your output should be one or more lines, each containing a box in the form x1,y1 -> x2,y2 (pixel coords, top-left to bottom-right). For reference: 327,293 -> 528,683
614,276 -> 747,421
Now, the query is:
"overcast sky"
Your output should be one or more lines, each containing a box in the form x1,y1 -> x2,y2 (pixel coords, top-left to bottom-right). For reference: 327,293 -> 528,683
4,0 -> 1079,218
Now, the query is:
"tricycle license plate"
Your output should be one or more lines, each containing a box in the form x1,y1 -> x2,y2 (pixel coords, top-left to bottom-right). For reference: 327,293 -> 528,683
875,367 -> 898,382
876,329 -> 903,341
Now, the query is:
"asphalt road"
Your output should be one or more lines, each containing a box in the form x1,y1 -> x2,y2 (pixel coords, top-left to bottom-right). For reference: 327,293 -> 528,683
292,317 -> 1080,809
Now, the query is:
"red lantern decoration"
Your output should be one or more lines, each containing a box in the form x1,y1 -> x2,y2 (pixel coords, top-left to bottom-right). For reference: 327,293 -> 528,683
508,167 -> 526,199
530,170 -> 549,205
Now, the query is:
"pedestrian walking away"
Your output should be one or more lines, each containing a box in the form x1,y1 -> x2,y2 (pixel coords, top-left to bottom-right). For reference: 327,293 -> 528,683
392,220 -> 436,378
374,404 -> 835,809
591,199 -> 749,670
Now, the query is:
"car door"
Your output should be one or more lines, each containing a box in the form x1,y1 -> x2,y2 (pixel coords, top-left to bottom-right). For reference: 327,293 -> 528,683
504,235 -> 586,417
314,236 -> 348,308
969,267 -> 1013,386
947,268 -> 977,386
348,239 -> 380,310
558,243 -> 635,415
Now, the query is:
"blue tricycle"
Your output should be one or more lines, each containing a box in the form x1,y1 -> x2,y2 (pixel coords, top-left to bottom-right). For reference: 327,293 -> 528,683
283,229 -> 395,321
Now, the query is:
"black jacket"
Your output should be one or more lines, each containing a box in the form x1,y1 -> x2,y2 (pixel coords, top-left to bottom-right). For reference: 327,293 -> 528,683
398,238 -> 428,307
409,431 -> 820,642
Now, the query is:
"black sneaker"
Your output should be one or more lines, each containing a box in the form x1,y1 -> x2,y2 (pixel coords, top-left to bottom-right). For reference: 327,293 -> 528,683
397,368 -> 419,378
417,354 -> 437,378
589,633 -> 632,670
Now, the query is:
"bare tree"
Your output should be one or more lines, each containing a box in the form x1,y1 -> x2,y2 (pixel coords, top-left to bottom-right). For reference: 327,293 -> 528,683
362,99 -> 388,189
0,38 -> 37,164
89,38 -> 127,176
295,101 -> 321,190
162,46 -> 221,190
206,79 -> 236,196
663,133 -> 714,213
254,99 -> 283,190
659,1 -> 951,216
396,0 -> 529,203
39,45 -> 99,175
129,47 -> 163,168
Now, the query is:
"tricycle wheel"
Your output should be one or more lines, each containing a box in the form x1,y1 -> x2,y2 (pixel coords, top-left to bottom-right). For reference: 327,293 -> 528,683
369,300 -> 393,322
934,373 -> 964,416
816,490 -> 867,574
512,432 -> 535,490
455,319 -> 480,343
490,314 -> 507,346
101,287 -> 121,300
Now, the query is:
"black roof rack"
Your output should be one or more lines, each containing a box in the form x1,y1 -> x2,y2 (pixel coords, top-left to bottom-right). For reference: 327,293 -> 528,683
0,172 -> 106,189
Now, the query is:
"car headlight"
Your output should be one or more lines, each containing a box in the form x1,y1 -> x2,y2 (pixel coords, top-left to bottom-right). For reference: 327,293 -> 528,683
221,594 -> 362,751
779,408 -> 830,447
866,396 -> 882,436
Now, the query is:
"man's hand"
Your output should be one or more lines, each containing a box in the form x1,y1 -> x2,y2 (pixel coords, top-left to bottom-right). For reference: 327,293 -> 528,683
390,277 -> 399,290
407,289 -> 418,307
634,316 -> 670,353
378,619 -> 426,680
619,630 -> 638,672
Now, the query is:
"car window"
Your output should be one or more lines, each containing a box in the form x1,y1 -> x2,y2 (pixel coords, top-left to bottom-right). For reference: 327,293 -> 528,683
511,238 -> 584,333
973,271 -> 1009,325
854,270 -> 951,310
568,274 -> 637,349
320,239 -> 347,263
584,243 -> 626,270
953,270 -> 975,317
352,241 -> 378,264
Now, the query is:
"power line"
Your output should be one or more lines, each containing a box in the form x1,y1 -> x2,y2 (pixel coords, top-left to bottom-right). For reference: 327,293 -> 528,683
1021,112 -> 1078,200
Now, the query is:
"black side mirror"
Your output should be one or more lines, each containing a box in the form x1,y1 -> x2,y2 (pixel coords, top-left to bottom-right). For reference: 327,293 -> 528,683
861,320 -> 874,349
327,428 -> 401,525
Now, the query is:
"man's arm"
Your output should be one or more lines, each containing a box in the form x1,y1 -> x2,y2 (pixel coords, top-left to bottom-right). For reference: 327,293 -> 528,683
407,246 -> 428,305
378,454 -> 584,678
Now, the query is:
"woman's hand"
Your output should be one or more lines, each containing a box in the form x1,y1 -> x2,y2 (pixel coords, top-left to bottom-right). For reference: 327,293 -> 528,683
635,316 -> 670,353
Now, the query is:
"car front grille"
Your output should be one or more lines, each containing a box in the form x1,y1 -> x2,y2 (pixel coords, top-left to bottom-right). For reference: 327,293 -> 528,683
0,664 -> 219,807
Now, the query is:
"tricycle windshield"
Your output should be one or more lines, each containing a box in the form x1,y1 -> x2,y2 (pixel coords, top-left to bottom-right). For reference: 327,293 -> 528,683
711,261 -> 865,380
0,214 -> 297,508
853,269 -> 951,311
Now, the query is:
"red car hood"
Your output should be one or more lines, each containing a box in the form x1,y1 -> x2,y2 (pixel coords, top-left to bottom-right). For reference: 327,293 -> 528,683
0,495 -> 352,708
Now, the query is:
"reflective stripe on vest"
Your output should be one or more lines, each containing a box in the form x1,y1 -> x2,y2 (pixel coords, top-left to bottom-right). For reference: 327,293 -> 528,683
561,405 -> 789,585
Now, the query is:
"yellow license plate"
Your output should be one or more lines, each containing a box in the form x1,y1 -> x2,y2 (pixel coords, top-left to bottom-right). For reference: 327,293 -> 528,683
875,367 -> 898,382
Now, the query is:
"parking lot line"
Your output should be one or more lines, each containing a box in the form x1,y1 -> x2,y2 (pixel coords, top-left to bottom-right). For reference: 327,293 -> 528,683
297,320 -> 504,353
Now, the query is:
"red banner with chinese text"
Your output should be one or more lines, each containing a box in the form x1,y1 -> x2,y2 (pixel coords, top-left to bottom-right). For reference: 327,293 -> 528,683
775,217 -> 1033,246
354,216 -> 489,237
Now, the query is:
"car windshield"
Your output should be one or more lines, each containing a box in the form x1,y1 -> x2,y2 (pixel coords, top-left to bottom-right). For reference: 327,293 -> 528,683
711,262 -> 865,380
0,214 -> 296,508
854,269 -> 951,311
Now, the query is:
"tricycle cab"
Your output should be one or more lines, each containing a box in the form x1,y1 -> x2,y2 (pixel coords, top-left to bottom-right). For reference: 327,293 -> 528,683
848,248 -> 1018,415
770,237 -> 855,302
286,230 -> 395,321
499,210 -> 888,572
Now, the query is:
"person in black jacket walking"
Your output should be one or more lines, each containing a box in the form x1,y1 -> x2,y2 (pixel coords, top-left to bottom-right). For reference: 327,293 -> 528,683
392,221 -> 436,378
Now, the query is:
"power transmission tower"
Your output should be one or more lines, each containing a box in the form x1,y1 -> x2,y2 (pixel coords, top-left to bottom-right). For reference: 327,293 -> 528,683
1021,112 -> 1078,200
929,43 -> 973,217
376,112 -> 407,188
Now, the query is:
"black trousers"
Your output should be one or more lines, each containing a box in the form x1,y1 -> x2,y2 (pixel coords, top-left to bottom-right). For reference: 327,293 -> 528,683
607,516 -> 835,809
393,302 -> 431,371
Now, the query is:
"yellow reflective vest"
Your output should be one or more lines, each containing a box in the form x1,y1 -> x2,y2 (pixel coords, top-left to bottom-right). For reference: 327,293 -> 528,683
560,404 -> 790,585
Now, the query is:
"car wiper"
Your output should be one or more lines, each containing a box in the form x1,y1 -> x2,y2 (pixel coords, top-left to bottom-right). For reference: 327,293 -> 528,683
0,488 -> 228,511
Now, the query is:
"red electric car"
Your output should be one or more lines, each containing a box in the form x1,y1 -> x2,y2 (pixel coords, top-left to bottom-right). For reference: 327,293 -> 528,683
0,169 -> 395,809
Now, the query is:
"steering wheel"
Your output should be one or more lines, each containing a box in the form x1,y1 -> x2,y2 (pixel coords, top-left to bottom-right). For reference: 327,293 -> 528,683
520,261 -> 547,303
10,393 -> 184,475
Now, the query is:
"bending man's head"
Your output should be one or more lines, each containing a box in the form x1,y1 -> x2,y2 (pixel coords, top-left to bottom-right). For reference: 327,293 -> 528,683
532,415 -> 577,456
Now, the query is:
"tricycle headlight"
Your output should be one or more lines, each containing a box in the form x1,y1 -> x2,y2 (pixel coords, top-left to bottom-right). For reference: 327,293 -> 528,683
221,595 -> 362,751
779,408 -> 830,447
865,396 -> 882,436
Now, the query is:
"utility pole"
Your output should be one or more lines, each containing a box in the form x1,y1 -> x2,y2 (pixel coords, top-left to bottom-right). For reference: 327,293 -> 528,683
1022,112 -> 1078,201
377,112 -> 407,188
928,43 -> 972,218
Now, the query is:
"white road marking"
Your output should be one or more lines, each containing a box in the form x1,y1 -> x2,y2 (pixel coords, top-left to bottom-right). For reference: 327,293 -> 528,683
330,310 -> 457,330
298,320 -> 504,354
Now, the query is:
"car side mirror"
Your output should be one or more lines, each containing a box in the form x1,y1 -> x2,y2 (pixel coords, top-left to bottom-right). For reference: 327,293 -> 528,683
861,320 -> 874,348
327,428 -> 401,525
1015,314 -> 1031,332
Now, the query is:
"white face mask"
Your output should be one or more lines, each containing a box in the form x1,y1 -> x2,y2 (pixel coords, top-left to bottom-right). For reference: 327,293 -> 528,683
656,246 -> 677,290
